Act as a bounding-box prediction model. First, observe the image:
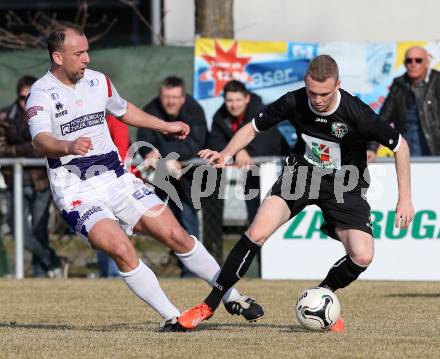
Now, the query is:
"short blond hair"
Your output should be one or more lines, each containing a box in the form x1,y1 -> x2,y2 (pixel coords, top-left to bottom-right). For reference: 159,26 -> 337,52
306,55 -> 339,82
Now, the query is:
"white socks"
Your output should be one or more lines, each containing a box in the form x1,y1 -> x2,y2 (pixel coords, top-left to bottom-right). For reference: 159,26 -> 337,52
119,259 -> 180,320
175,236 -> 242,303
119,237 -> 244,321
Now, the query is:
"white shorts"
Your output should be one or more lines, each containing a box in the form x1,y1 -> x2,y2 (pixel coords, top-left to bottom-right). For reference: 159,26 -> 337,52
59,172 -> 163,240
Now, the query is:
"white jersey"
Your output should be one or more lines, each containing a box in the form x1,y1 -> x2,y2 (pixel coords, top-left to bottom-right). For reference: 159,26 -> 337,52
26,69 -> 128,207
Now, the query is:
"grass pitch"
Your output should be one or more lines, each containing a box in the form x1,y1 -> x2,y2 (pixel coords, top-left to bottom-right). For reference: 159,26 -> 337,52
0,278 -> 439,358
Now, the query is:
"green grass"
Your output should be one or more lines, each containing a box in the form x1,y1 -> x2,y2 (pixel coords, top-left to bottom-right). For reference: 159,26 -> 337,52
0,279 -> 439,358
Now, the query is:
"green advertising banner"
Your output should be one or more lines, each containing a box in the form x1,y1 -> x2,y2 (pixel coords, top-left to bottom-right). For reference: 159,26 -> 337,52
260,162 -> 440,280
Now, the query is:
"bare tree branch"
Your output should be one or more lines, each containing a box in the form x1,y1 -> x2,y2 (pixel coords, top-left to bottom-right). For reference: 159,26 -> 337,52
0,0 -> 151,50
120,0 -> 164,44
87,18 -> 118,44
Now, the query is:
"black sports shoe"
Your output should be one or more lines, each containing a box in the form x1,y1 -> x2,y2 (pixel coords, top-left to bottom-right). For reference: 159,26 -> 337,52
159,317 -> 186,332
224,295 -> 264,322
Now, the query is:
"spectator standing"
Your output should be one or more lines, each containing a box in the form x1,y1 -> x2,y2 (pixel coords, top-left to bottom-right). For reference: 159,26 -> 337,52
0,75 -> 65,277
137,76 -> 208,277
0,114 -> 10,277
378,46 -> 440,156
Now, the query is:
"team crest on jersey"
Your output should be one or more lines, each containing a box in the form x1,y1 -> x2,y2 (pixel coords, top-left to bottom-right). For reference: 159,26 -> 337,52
87,78 -> 99,87
331,122 -> 348,138
55,102 -> 68,118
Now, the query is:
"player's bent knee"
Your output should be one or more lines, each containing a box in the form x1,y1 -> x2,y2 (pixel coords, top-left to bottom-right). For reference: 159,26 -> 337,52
246,228 -> 267,246
351,252 -> 373,267
110,241 -> 135,262
167,226 -> 192,248
169,226 -> 186,241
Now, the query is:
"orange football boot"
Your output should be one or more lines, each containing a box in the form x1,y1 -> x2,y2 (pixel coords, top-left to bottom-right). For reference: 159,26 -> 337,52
178,303 -> 214,329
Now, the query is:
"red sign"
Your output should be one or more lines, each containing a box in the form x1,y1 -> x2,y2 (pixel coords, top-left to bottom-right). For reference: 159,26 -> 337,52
200,41 -> 252,96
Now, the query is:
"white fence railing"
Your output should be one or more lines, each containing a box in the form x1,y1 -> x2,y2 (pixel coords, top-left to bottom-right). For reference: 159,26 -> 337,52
1,158 -> 46,279
1,155 -> 439,279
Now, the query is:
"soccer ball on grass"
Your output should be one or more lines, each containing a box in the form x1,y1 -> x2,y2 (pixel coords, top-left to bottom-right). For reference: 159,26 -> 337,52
295,287 -> 341,331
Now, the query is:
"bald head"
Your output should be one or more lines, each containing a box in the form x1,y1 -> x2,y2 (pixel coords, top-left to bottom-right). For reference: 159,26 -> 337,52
404,46 -> 428,60
404,46 -> 430,85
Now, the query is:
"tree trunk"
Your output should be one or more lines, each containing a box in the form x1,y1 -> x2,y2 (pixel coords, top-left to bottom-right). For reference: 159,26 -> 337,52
195,0 -> 233,38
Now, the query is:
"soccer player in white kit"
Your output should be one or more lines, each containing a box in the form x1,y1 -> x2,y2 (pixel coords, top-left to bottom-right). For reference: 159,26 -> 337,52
26,25 -> 263,332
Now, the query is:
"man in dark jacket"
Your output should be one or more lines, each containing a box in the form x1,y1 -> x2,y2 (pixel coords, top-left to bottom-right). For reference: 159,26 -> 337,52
0,75 -> 64,277
205,80 -> 289,265
378,46 -> 440,156
137,76 -> 208,277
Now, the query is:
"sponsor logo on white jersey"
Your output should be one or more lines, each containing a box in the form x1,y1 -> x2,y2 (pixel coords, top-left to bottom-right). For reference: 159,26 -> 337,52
60,111 -> 105,135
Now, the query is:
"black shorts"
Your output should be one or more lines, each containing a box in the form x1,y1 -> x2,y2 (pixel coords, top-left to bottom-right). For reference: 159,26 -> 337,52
270,159 -> 372,240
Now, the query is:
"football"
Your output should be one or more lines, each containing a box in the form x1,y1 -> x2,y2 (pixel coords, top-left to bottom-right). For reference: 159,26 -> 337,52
295,287 -> 341,331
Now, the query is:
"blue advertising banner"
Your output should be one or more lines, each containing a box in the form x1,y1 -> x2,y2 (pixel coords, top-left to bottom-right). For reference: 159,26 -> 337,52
194,39 -> 440,153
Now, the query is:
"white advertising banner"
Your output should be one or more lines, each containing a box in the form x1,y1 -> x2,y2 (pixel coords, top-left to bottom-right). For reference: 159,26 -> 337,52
260,161 -> 440,280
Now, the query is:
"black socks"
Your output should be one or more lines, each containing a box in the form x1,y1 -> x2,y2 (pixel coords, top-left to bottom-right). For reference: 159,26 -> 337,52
319,255 -> 367,292
204,233 -> 260,310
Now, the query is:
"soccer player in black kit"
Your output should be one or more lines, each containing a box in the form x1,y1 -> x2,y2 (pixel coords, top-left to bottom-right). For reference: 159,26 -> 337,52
178,55 -> 414,331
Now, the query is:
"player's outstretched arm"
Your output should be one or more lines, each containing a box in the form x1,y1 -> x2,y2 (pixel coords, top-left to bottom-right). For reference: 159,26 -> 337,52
394,137 -> 414,228
119,102 -> 190,140
199,122 -> 257,168
33,132 -> 93,158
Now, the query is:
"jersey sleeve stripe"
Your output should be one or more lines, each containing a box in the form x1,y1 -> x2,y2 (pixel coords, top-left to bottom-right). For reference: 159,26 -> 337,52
392,134 -> 402,152
105,75 -> 112,97
251,118 -> 260,132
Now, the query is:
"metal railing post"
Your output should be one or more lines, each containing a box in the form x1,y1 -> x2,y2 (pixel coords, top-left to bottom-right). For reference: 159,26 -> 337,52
151,0 -> 161,45
13,161 -> 24,279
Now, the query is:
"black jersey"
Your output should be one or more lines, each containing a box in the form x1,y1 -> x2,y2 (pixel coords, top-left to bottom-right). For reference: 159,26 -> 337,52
253,88 -> 400,171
